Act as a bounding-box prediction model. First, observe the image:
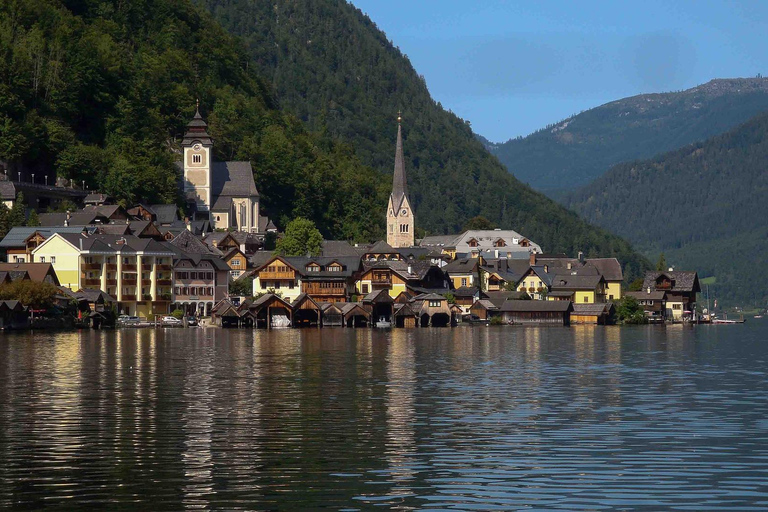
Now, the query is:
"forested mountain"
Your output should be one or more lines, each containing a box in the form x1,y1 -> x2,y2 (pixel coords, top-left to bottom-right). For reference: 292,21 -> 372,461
566,111 -> 768,305
196,0 -> 649,278
487,78 -> 768,193
0,0 -> 387,240
1,0 -> 650,281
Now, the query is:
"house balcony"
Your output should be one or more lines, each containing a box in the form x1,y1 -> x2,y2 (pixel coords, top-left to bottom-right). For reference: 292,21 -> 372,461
82,278 -> 101,287
141,264 -> 153,271
157,279 -> 173,286
260,271 -> 295,280
141,279 -> 152,286
122,278 -> 137,286
105,263 -> 117,271
302,283 -> 346,296
122,295 -> 137,301
82,263 -> 102,270
371,281 -> 392,290
156,264 -> 173,271
106,279 -> 118,286
122,264 -> 137,271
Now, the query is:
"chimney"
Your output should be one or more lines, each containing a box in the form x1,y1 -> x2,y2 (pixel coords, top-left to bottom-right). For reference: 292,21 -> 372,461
494,249 -> 499,259
647,286 -> 651,294
567,262 -> 572,270
79,238 -> 82,250
668,267 -> 674,272
544,265 -> 548,273
185,217 -> 192,232
116,237 -> 126,245
578,251 -> 584,263
65,210 -> 71,227
529,252 -> 536,266
408,264 -> 413,275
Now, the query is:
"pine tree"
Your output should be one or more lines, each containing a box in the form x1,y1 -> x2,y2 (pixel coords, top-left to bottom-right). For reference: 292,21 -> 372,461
27,209 -> 41,227
656,253 -> 667,272
8,193 -> 26,228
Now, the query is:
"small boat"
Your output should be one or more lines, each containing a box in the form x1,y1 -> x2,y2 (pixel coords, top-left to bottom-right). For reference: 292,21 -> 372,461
711,318 -> 745,324
754,315 -> 763,319
376,316 -> 391,328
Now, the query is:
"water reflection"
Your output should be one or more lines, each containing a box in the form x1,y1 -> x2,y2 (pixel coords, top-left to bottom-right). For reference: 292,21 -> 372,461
1,325 -> 768,510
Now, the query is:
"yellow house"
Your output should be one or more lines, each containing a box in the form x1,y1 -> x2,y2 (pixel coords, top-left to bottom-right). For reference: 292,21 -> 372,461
356,267 -> 408,299
515,267 -> 552,300
442,258 -> 478,289
32,233 -> 175,317
251,256 -> 302,303
549,274 -> 606,304
586,258 -> 623,301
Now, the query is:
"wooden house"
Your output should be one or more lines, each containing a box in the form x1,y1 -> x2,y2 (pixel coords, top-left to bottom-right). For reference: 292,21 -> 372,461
499,300 -> 572,325
641,271 -> 700,321
571,302 -> 615,324
625,290 -> 667,322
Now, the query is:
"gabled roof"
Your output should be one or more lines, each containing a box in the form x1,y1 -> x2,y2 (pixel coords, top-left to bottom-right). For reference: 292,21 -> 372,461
442,258 -> 478,274
0,262 -> 59,285
211,161 -> 259,202
0,181 -> 16,201
75,288 -> 116,303
573,303 -> 614,315
0,227 -> 85,248
169,229 -> 220,256
419,234 -> 461,248
149,204 -> 178,224
472,299 -> 498,311
366,240 -> 396,254
39,211 -> 104,227
452,286 -> 484,298
642,271 -> 701,293
362,289 -> 394,303
625,291 -> 667,301
586,258 -> 623,281
550,274 -> 604,290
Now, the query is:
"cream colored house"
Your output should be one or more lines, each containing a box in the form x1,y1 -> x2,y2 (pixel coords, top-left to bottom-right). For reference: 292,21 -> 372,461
32,233 -> 175,317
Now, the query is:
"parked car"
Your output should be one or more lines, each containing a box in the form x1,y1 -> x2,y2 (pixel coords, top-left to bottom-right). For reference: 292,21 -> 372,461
161,315 -> 183,326
118,315 -> 140,325
186,316 -> 198,326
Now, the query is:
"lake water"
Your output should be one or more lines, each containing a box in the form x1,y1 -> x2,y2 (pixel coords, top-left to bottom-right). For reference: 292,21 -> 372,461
1,323 -> 768,510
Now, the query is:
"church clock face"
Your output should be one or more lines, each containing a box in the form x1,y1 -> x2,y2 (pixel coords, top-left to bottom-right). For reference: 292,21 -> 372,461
401,209 -> 408,216
193,144 -> 201,151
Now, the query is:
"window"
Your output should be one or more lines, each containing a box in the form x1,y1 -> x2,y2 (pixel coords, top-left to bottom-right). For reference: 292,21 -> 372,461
288,281 -> 294,289
583,296 -> 590,303
673,303 -> 682,310
232,271 -> 241,278
399,224 -> 409,233
328,265 -> 341,272
429,300 -> 441,307
609,295 -> 614,301
51,256 -> 55,264
274,281 -> 281,289
461,278 -> 467,287
261,280 -> 267,289
40,257 -> 45,263
216,216 -> 221,222
231,259 -> 241,267
362,284 -> 369,294
193,154 -> 202,163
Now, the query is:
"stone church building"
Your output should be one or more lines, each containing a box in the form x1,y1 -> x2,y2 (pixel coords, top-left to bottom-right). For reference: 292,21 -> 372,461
179,108 -> 261,232
386,116 -> 415,248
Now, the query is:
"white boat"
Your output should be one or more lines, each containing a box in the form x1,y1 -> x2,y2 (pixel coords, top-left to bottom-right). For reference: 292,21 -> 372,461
376,316 -> 391,328
271,315 -> 291,328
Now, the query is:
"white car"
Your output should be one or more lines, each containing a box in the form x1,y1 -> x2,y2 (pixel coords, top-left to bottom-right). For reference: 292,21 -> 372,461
161,316 -> 183,326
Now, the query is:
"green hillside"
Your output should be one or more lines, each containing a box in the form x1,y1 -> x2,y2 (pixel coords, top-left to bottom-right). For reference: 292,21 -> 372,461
488,79 -> 768,193
197,0 -> 650,278
0,0 -> 387,241
566,111 -> 768,305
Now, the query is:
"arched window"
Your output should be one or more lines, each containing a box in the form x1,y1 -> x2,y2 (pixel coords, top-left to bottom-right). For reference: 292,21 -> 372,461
193,154 -> 202,164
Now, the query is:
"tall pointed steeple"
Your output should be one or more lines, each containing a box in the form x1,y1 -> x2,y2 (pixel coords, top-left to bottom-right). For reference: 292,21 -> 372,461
391,112 -> 407,209
386,111 -> 415,248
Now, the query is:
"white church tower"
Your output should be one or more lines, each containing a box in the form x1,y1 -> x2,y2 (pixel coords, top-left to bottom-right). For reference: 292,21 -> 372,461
386,112 -> 415,248
181,102 -> 213,217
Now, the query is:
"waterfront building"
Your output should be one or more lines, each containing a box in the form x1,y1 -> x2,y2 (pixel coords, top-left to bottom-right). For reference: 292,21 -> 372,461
31,233 -> 175,316
167,230 -> 230,316
641,271 -> 700,321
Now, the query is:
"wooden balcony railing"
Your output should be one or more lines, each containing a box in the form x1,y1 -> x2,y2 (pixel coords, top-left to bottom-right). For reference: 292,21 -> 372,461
122,295 -> 137,301
260,271 -> 295,280
157,279 -> 172,286
156,264 -> 173,271
106,279 -> 118,286
82,278 -> 101,286
122,278 -> 136,286
122,264 -> 137,271
82,263 -> 101,270
105,263 -> 117,271
141,279 -> 152,286
302,284 -> 346,295
141,264 -> 152,271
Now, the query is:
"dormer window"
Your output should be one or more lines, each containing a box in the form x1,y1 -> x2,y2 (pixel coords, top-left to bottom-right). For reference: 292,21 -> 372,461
468,238 -> 478,247
327,264 -> 342,272
306,263 -> 320,272
494,238 -> 506,247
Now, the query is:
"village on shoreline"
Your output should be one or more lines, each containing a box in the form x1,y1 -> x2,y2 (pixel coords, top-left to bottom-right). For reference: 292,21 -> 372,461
0,111 -> 703,331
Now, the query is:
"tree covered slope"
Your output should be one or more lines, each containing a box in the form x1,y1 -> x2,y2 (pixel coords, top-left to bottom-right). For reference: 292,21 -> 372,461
488,78 -> 768,193
197,0 -> 650,278
566,111 -> 768,304
0,0 -> 388,241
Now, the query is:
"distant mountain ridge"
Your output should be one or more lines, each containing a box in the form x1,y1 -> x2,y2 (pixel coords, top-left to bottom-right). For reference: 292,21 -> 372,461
565,110 -> 768,305
487,78 -> 768,193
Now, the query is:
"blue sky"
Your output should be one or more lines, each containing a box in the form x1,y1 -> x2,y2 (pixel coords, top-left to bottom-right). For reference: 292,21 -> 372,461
350,0 -> 768,142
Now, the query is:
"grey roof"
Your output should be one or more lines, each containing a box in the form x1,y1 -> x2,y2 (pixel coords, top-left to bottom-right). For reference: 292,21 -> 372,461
442,258 -> 478,274
586,258 -> 624,281
550,274 -> 604,290
366,240 -> 397,254
363,289 -> 393,303
547,291 -> 575,297
249,251 -> 275,269
321,240 -> 361,257
169,229 -> 221,255
96,224 -> 131,235
473,299 -> 498,310
149,204 -> 178,224
390,122 -> 408,210
210,161 -> 259,210
642,271 -> 700,293
182,108 -> 213,146
419,234 -> 460,248
0,181 -> 16,200
258,216 -> 277,233
75,288 -> 117,303
362,259 -> 436,280
52,233 -> 174,256
452,286 -> 483,298
0,226 -> 84,248
83,193 -> 110,204
573,303 -> 614,315
500,300 -> 572,312
39,211 -> 105,227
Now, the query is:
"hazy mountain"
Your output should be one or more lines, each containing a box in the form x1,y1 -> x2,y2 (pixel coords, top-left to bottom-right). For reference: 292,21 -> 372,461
565,111 -> 768,305
197,0 -> 650,279
488,78 -> 768,193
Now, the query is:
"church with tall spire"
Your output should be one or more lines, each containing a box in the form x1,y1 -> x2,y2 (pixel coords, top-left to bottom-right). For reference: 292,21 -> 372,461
386,113 -> 415,248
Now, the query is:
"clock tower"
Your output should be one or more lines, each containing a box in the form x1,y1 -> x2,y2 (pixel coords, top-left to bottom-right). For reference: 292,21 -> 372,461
181,102 -> 213,217
386,113 -> 415,248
